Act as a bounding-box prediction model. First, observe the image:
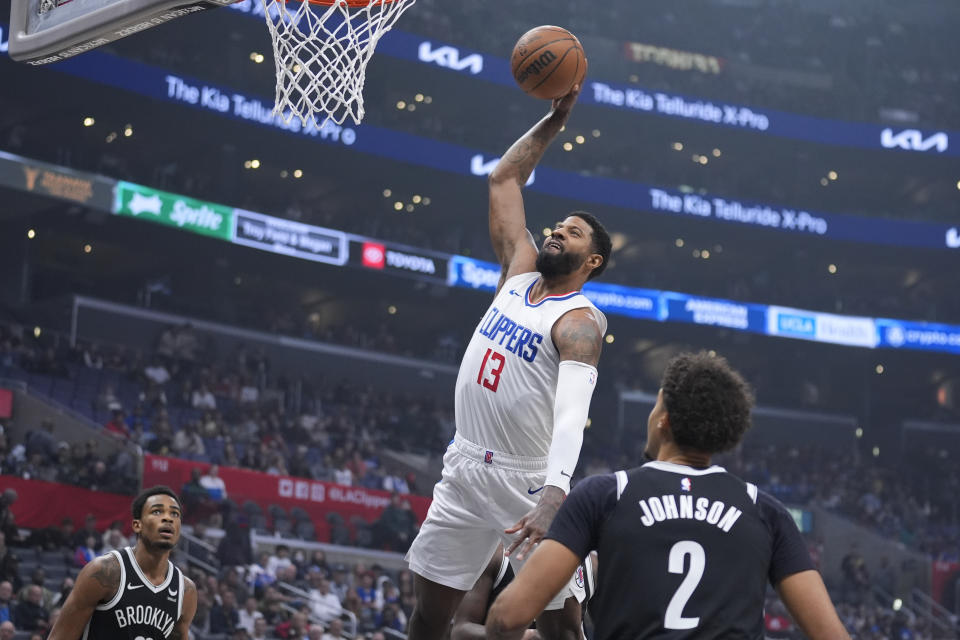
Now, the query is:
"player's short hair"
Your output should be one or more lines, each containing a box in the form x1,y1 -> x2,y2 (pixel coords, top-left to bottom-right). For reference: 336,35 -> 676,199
660,351 -> 754,454
570,211 -> 611,280
132,485 -> 182,520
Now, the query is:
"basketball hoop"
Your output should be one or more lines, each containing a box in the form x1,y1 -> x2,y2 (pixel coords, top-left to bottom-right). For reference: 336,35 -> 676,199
263,0 -> 416,127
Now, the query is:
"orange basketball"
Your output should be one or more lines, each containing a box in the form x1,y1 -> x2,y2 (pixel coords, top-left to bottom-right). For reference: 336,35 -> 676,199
511,26 -> 586,100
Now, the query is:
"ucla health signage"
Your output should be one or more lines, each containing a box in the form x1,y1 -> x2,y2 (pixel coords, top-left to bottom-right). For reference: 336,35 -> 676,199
767,306 -> 877,348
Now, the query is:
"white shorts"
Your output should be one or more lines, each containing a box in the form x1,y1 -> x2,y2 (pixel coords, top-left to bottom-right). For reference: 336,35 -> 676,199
405,433 -> 584,611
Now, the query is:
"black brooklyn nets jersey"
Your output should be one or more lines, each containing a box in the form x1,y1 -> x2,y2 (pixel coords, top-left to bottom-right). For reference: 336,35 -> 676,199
84,546 -> 185,640
547,461 -> 814,640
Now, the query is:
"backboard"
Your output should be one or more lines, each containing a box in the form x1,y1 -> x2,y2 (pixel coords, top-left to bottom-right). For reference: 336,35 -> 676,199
8,0 -> 239,65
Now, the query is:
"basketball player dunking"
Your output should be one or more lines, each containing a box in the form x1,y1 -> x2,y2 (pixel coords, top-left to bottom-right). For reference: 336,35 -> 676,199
486,352 -> 851,640
406,82 -> 611,640
48,486 -> 197,640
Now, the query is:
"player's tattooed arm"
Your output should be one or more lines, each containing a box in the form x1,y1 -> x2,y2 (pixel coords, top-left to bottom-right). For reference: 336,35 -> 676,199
488,84 -> 583,288
47,554 -> 120,640
553,308 -> 603,367
171,576 -> 198,640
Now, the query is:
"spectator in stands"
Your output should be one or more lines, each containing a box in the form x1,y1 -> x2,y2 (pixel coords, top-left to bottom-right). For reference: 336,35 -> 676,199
12,585 -> 47,632
0,550 -> 19,592
251,616 -> 270,640
18,569 -> 54,611
0,581 -> 12,623
103,409 -> 131,439
238,596 -> 263,634
276,609 -> 311,640
173,422 -> 206,459
192,384 -> 217,411
329,565 -> 350,603
307,550 -> 330,577
308,623 -> 324,640
309,574 -> 342,623
355,573 -> 378,610
210,588 -> 241,635
73,535 -> 97,567
321,617 -> 343,640
331,455 -> 352,486
259,587 -> 289,625
247,552 -> 276,591
381,468 -> 408,495
70,514 -> 100,552
0,621 -> 13,640
377,602 -> 406,633
0,491 -> 22,545
144,356 -> 171,386
841,543 -> 871,605
200,465 -> 228,501
181,468 -> 210,514
52,578 -> 72,609
81,460 -> 114,492
100,521 -> 128,553
267,545 -> 293,577
372,494 -> 417,552
24,420 -> 56,464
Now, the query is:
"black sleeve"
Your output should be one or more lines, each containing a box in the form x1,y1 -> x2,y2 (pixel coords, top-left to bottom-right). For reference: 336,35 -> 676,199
544,473 -> 619,560
758,490 -> 816,585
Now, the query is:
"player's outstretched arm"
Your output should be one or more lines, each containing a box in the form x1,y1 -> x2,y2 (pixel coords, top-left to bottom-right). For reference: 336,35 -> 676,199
47,554 -> 121,640
776,570 -> 851,640
489,84 -> 582,292
169,577 -> 198,640
486,541 -> 580,640
506,308 -> 602,559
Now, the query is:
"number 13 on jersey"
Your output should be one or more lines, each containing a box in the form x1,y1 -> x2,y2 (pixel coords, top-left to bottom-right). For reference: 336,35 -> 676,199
477,348 -> 506,392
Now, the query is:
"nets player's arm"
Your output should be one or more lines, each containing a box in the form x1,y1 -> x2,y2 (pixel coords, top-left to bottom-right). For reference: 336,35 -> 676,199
47,553 -> 120,640
506,309 -> 602,560
489,85 -> 583,293
777,571 -> 850,640
169,576 -> 198,640
760,491 -> 850,640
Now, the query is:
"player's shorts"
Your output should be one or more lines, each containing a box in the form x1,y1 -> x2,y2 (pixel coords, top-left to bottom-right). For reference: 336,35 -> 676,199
405,432 -> 584,611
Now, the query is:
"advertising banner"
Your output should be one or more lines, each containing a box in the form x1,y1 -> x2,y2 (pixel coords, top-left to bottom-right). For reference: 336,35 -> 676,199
1,476 -> 131,532
233,209 -> 348,266
0,150 -> 115,211
142,455 -> 431,534
349,238 -> 449,284
114,181 -> 234,241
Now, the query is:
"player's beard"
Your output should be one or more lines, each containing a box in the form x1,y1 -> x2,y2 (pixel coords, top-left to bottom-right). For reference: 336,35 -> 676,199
143,534 -> 177,552
536,247 -> 584,279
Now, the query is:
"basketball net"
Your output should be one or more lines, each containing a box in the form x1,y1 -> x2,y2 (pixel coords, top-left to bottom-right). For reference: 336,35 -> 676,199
263,0 -> 416,127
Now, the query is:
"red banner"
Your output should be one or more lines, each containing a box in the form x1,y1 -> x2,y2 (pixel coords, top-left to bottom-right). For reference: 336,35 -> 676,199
143,455 -> 430,542
1,476 -> 131,532
932,560 -> 960,607
0,389 -> 12,419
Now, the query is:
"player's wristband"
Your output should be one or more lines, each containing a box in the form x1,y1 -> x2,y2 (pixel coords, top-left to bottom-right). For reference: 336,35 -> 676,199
544,360 -> 598,494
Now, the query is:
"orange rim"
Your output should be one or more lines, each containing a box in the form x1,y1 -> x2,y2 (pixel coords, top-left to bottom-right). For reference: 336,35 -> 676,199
278,0 -> 397,6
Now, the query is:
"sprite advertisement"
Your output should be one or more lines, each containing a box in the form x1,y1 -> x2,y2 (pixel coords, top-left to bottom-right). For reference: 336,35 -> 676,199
113,181 -> 234,241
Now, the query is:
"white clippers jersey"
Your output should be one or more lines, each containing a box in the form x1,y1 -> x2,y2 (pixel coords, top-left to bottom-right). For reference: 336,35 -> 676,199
455,272 -> 607,458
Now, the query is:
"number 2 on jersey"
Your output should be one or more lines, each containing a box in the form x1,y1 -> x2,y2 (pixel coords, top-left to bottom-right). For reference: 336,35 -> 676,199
664,540 -> 705,630
477,348 -> 505,392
